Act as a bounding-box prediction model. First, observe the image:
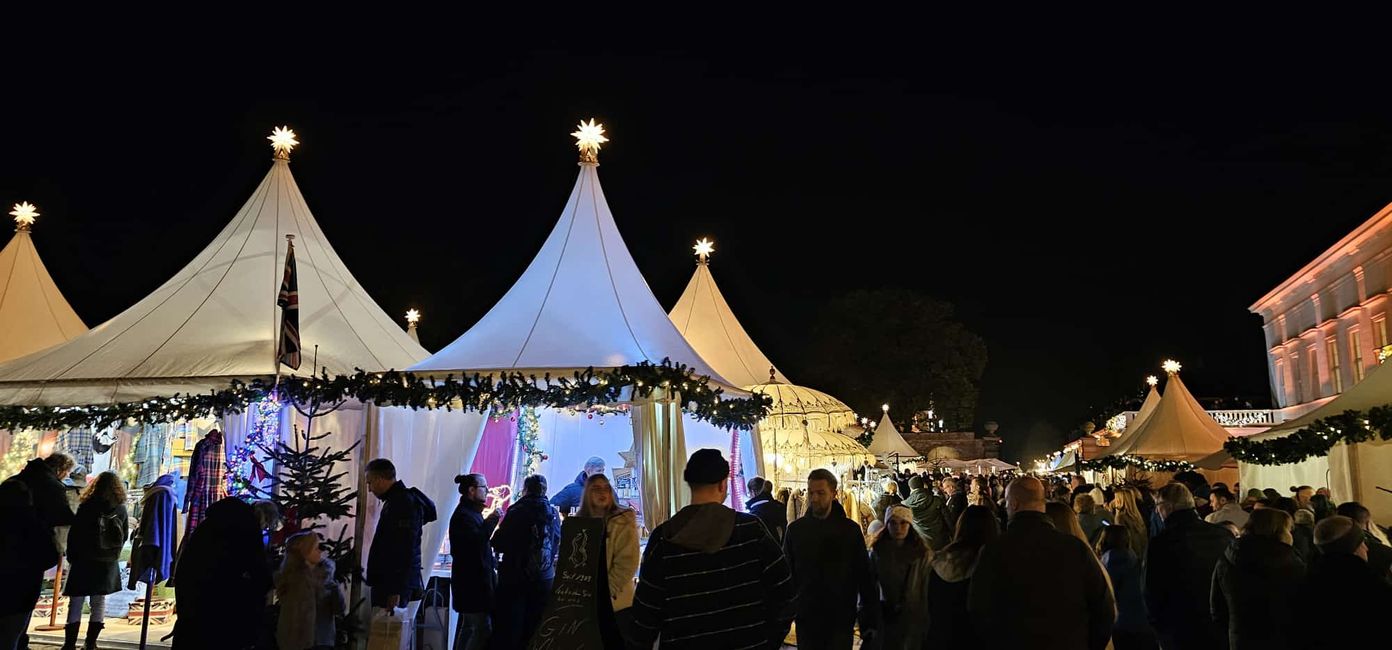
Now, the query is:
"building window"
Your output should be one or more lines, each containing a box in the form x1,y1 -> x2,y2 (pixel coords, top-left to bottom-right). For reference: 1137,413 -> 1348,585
1308,346 -> 1321,401
1375,315 -> 1388,349
1327,338 -> 1343,394
1274,358 -> 1288,406
1352,329 -> 1365,382
1291,351 -> 1303,402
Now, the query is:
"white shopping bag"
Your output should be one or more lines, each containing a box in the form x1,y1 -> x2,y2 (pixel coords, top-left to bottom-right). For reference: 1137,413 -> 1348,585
367,602 -> 417,650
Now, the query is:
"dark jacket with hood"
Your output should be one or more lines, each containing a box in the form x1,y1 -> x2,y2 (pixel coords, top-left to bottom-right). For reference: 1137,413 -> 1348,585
629,503 -> 794,650
0,476 -> 61,615
1145,508 -> 1233,650
783,501 -> 880,637
968,511 -> 1115,650
902,488 -> 954,550
746,491 -> 788,542
171,497 -> 273,650
64,497 -> 129,596
366,480 -> 438,604
927,545 -> 984,646
450,497 -> 499,613
11,458 -> 75,531
1210,534 -> 1303,650
549,471 -> 587,514
492,492 -> 561,584
1367,535 -> 1392,585
1295,552 -> 1392,650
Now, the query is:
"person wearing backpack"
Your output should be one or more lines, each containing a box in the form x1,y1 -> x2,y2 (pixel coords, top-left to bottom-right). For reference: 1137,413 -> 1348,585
490,474 -> 561,650
363,458 -> 438,613
62,471 -> 129,650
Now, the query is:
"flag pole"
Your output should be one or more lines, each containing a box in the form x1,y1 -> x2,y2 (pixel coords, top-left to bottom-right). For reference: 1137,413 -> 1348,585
273,234 -> 294,390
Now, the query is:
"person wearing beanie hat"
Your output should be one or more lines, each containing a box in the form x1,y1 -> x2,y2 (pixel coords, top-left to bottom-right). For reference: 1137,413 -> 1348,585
629,450 -> 795,650
1297,516 -> 1392,649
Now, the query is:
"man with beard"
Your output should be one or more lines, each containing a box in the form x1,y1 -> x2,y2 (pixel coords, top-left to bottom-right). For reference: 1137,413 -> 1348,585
783,468 -> 879,649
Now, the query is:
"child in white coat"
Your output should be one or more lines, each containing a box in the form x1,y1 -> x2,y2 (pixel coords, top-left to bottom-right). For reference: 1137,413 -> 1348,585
275,532 -> 344,650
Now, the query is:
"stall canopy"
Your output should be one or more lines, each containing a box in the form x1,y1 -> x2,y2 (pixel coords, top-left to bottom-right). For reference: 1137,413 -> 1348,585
1100,367 -> 1229,463
868,410 -> 919,459
1097,382 -> 1162,457
410,161 -> 729,383
667,240 -> 871,483
0,136 -> 428,405
0,203 -> 87,363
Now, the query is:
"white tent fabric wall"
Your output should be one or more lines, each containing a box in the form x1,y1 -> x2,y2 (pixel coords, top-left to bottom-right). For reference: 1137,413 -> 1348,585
359,405 -> 487,598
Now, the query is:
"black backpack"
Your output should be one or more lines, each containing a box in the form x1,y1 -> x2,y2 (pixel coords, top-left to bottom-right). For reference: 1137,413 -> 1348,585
522,503 -> 558,580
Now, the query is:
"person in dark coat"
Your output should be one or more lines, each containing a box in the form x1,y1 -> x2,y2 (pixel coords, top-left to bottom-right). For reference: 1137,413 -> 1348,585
942,477 -> 968,530
171,497 -> 273,650
903,476 -> 954,550
1295,516 -> 1392,650
745,476 -> 789,542
62,472 -> 129,650
549,456 -> 605,514
872,480 -> 902,523
629,449 -> 795,650
968,477 -> 1115,650
0,471 -> 62,650
928,505 -> 1000,647
490,474 -> 561,650
783,469 -> 880,649
364,458 -> 438,611
3,454 -> 75,650
1290,508 -> 1316,565
1145,482 -> 1234,650
449,473 -> 500,650
1099,525 -> 1157,650
1335,501 -> 1392,584
1210,509 -> 1303,650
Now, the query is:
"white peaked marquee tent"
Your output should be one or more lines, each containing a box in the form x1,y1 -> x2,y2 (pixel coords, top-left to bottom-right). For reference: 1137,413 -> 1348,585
1100,362 -> 1237,483
407,122 -> 741,531
0,138 -> 427,406
1094,381 -> 1162,459
1229,361 -> 1392,521
868,409 -> 920,460
0,202 -> 87,363
668,242 -> 871,487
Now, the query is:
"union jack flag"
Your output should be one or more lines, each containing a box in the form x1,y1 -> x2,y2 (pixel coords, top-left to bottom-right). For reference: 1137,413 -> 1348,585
278,239 -> 301,370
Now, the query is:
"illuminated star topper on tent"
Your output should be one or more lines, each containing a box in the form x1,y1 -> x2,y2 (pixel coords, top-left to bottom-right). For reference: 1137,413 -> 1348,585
571,118 -> 608,163
268,126 -> 299,159
1162,359 -> 1182,375
405,309 -> 421,326
693,238 -> 715,262
10,201 -> 38,230
1147,375 -> 1159,387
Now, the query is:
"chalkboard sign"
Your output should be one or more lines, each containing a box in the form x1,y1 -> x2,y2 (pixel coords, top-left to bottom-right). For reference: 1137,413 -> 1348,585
527,516 -> 620,649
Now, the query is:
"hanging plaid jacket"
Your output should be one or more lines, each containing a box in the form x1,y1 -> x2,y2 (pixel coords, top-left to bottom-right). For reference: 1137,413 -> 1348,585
182,430 -> 227,533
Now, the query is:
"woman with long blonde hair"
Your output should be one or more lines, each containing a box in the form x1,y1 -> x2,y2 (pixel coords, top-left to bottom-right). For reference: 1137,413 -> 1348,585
1109,488 -> 1150,561
577,474 -> 639,641
62,471 -> 128,650
868,504 -> 932,649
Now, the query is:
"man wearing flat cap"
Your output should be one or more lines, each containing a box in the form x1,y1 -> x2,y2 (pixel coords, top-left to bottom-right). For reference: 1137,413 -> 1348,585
628,449 -> 795,650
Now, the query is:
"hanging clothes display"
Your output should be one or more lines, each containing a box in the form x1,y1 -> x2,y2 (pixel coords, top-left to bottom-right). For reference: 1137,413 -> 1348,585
56,427 -> 96,476
182,429 -> 227,533
133,424 -> 170,488
128,474 -> 180,589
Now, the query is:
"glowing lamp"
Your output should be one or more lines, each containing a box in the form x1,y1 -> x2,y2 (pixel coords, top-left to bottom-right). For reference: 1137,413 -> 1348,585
1146,375 -> 1159,387
10,202 -> 37,230
571,118 -> 608,162
405,309 -> 421,325
693,237 -> 714,261
1162,359 -> 1182,374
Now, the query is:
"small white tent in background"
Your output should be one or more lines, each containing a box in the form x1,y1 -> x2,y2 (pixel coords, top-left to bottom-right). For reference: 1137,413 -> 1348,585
868,405 -> 920,462
408,120 -> 741,531
0,202 -> 87,363
667,237 -> 871,487
0,129 -> 428,405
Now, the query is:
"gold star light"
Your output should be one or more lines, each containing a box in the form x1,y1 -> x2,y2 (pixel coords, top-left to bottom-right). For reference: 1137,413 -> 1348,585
693,238 -> 715,261
571,118 -> 608,162
10,202 -> 37,230
405,309 -> 421,325
1146,375 -> 1159,387
268,126 -> 299,159
1162,359 -> 1182,375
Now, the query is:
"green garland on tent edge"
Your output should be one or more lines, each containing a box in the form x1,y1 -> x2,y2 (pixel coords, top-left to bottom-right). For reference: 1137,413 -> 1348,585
1078,455 -> 1195,473
0,359 -> 772,432
1223,406 -> 1392,466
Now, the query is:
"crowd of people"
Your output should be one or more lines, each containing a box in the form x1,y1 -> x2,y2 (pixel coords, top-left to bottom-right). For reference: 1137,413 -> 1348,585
5,446 -> 1392,650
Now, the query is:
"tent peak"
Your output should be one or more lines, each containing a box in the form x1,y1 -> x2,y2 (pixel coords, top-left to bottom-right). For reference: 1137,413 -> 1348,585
269,126 -> 299,161
10,202 -> 38,232
571,118 -> 608,164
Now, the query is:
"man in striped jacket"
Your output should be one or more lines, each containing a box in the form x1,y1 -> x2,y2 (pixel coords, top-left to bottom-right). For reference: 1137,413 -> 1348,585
629,449 -> 795,649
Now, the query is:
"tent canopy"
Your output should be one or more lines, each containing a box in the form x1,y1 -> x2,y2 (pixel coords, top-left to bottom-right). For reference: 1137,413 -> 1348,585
868,411 -> 919,458
0,215 -> 86,363
1098,385 -> 1161,457
669,258 -> 789,388
412,161 -> 730,386
1103,372 -> 1229,462
0,148 -> 427,405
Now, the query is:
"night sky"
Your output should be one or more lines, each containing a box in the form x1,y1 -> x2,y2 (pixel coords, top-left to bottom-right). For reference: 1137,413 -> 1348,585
6,30 -> 1392,463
